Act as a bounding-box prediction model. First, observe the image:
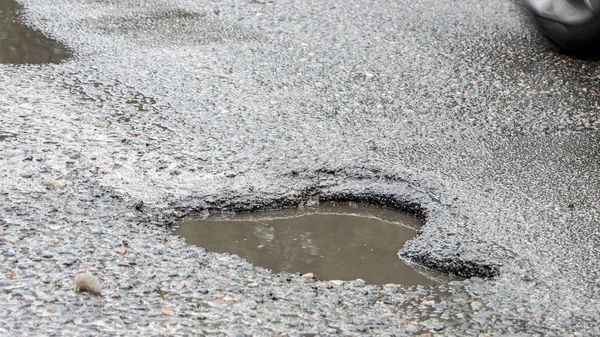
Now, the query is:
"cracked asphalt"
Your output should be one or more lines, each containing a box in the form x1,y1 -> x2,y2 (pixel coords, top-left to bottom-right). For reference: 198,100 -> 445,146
1,0 -> 599,335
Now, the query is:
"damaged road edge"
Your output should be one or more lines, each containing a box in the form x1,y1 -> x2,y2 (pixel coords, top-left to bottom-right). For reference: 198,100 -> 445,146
143,183 -> 503,280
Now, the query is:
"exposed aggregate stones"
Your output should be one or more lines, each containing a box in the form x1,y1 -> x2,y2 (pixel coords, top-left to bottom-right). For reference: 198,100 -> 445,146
74,272 -> 102,294
1,0 -> 600,335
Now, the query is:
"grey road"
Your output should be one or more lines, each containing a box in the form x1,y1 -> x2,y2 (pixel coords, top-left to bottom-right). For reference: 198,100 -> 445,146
1,0 -> 599,335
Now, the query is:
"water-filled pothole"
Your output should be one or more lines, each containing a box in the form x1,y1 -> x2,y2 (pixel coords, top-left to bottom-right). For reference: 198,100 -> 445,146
177,203 -> 455,286
0,0 -> 71,64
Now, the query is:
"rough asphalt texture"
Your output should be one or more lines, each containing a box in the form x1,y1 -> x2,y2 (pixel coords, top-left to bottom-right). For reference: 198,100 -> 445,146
1,0 -> 599,335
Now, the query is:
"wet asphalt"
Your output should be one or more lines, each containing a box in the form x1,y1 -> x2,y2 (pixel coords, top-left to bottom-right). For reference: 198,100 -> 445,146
1,0 -> 599,335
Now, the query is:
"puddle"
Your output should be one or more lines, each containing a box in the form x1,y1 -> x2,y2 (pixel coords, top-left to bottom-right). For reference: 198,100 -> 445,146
0,0 -> 71,64
177,204 -> 454,286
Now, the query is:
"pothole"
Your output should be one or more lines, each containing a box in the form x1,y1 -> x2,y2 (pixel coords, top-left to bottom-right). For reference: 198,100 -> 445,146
176,203 -> 457,286
0,0 -> 71,64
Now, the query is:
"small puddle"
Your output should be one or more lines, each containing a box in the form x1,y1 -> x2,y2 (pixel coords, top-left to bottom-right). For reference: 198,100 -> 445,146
0,0 -> 71,64
177,204 -> 453,286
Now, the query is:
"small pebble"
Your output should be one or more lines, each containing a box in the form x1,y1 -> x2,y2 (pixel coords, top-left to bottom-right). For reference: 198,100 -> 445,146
161,309 -> 175,316
471,301 -> 484,310
74,272 -> 102,294
115,247 -> 128,255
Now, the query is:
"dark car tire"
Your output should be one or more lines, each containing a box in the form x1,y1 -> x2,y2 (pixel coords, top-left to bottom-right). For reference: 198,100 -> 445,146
529,0 -> 600,55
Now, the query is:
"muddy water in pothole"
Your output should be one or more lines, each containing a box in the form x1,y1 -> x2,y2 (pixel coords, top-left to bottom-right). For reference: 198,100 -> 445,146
0,0 -> 71,64
177,204 -> 453,286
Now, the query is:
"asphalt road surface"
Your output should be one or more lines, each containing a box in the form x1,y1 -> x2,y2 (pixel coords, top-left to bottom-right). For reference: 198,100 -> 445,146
1,0 -> 599,335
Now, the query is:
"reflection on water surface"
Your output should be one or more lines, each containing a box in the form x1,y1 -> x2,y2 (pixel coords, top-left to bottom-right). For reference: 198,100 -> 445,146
177,204 -> 454,285
0,0 -> 71,64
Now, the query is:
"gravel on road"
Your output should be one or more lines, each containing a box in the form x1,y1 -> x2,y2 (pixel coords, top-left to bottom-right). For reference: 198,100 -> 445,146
1,0 -> 599,335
